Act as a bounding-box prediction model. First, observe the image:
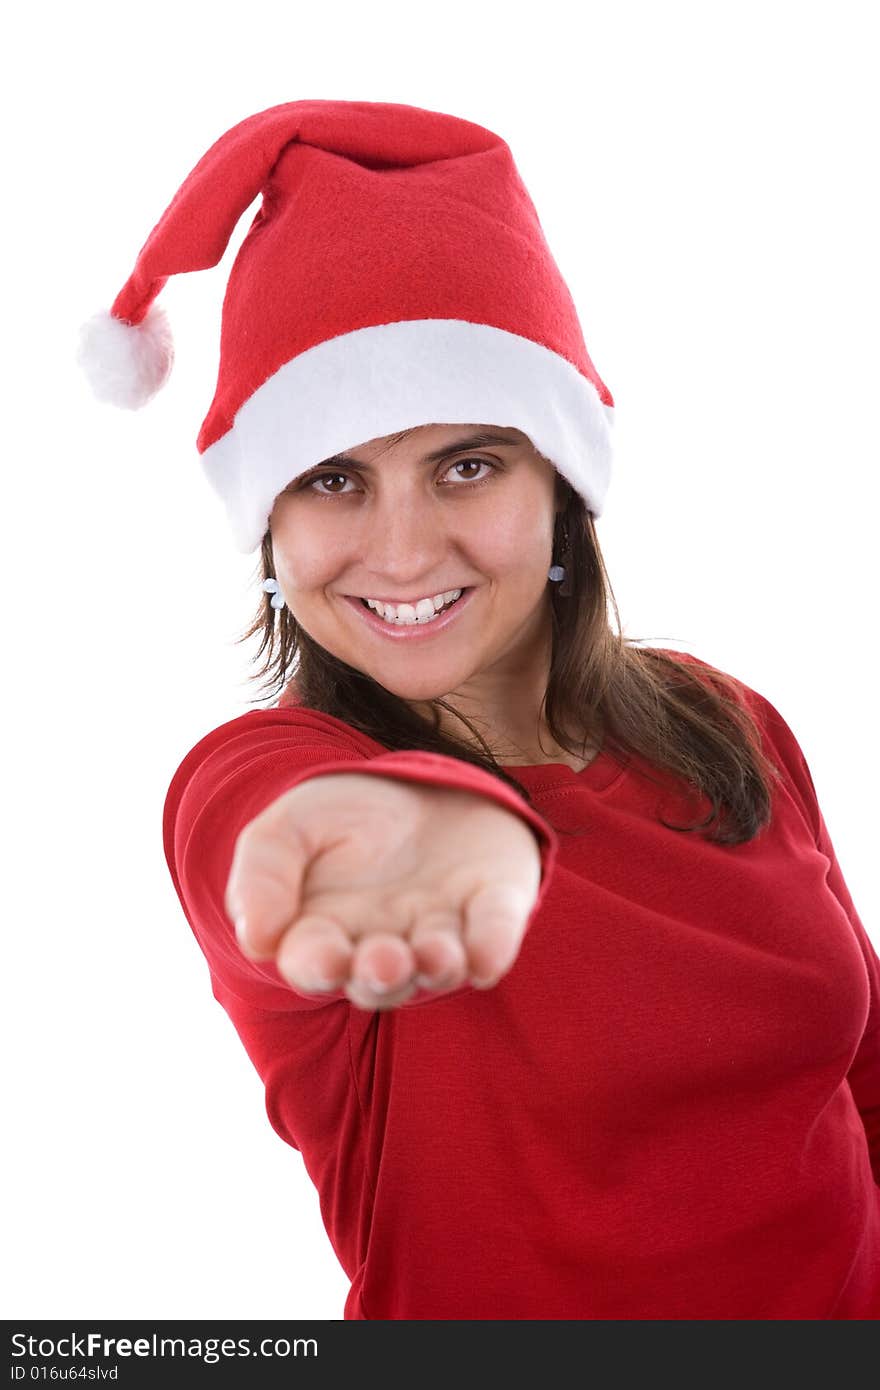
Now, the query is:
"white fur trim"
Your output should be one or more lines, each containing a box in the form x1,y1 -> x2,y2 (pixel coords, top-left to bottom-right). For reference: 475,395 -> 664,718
201,319 -> 614,552
77,304 -> 174,409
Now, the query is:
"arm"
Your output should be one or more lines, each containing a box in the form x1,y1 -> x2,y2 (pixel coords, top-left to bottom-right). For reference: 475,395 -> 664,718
738,683 -> 880,1183
163,707 -> 559,1018
665,651 -> 879,1181
789,740 -> 880,1185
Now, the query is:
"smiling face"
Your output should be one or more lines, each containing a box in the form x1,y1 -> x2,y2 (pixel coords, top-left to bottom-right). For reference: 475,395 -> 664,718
267,422 -> 566,722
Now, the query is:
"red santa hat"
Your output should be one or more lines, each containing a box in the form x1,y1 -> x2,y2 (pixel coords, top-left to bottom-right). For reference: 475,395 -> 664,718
78,98 -> 615,553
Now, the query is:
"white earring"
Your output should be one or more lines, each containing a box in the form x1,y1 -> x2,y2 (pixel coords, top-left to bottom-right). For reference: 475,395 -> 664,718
548,516 -> 572,594
262,577 -> 287,610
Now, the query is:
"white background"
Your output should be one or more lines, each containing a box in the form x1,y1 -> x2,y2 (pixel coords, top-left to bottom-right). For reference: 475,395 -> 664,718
3,0 -> 877,1321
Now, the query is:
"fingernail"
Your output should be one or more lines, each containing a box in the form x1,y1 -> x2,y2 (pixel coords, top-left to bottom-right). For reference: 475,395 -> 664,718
309,970 -> 339,991
234,914 -> 249,948
363,972 -> 394,994
415,972 -> 453,991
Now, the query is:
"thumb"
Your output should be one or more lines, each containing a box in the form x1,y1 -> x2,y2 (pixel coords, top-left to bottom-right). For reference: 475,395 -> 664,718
224,809 -> 310,959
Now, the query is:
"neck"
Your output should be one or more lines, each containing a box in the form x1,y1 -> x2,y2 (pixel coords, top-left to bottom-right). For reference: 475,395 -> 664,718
407,606 -> 576,764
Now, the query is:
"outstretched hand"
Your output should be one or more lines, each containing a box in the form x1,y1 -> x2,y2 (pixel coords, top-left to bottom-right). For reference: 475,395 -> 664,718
224,772 -> 542,1011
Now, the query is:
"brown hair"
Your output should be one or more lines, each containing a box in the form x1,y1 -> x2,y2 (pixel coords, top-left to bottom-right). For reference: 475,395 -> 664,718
235,443 -> 783,846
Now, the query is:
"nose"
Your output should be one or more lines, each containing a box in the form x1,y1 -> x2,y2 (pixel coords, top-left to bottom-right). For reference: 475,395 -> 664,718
359,495 -> 454,588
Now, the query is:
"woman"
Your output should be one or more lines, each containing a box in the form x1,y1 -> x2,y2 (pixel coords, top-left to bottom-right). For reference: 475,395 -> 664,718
80,99 -> 880,1320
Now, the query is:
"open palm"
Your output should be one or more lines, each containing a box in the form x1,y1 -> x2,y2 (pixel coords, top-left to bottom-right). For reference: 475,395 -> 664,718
225,771 -> 542,1010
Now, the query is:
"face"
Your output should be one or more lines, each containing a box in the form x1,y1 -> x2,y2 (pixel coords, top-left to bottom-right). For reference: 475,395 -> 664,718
267,423 -> 566,711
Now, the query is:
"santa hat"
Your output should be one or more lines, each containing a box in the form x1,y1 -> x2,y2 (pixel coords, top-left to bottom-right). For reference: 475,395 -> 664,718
78,98 -> 615,553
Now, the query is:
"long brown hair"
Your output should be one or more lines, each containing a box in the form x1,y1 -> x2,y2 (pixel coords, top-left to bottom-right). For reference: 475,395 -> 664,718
235,452 -> 783,847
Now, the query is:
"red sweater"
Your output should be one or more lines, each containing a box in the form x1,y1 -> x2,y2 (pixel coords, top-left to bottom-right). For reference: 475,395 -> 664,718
162,653 -> 880,1319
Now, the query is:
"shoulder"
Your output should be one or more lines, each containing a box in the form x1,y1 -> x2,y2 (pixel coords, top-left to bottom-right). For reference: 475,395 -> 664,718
653,645 -> 764,709
163,702 -> 389,809
654,647 -> 819,835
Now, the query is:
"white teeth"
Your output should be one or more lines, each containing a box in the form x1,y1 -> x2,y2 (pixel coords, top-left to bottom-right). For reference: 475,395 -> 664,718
364,588 -> 463,625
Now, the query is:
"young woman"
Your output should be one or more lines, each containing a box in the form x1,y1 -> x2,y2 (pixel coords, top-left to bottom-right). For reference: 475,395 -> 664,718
80,99 -> 879,1320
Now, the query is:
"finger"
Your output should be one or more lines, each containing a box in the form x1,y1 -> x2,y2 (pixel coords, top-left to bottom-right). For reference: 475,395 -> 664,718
224,814 -> 311,958
276,915 -> 355,993
350,932 -> 416,997
345,975 -> 419,1012
410,914 -> 468,991
461,882 -> 530,988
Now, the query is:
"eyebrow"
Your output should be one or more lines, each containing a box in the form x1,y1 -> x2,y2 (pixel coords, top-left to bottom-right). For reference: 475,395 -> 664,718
312,430 -> 523,473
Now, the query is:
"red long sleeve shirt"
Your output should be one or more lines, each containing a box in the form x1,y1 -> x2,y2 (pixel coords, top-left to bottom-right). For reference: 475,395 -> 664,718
162,653 -> 880,1319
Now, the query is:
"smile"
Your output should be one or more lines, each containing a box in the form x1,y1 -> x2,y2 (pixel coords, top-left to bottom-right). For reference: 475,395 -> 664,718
342,587 -> 476,640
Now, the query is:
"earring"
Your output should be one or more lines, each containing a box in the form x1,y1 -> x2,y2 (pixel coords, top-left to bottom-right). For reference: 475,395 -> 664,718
548,518 -> 572,596
262,577 -> 287,610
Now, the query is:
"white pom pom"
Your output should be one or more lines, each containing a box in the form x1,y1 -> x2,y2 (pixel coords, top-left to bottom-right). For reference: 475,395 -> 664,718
76,303 -> 174,409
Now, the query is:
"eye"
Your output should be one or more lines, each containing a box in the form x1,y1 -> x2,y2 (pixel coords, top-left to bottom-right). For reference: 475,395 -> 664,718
296,456 -> 500,499
302,472 -> 355,496
441,457 -> 497,486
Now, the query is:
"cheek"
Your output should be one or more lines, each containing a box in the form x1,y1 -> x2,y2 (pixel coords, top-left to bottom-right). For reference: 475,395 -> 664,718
478,503 -> 553,575
271,527 -> 343,593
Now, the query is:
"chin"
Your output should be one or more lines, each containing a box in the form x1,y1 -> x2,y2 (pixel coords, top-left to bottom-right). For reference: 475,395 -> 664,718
359,668 -> 458,706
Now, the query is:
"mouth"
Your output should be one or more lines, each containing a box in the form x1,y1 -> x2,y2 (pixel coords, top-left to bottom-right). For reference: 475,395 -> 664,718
342,587 -> 476,640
